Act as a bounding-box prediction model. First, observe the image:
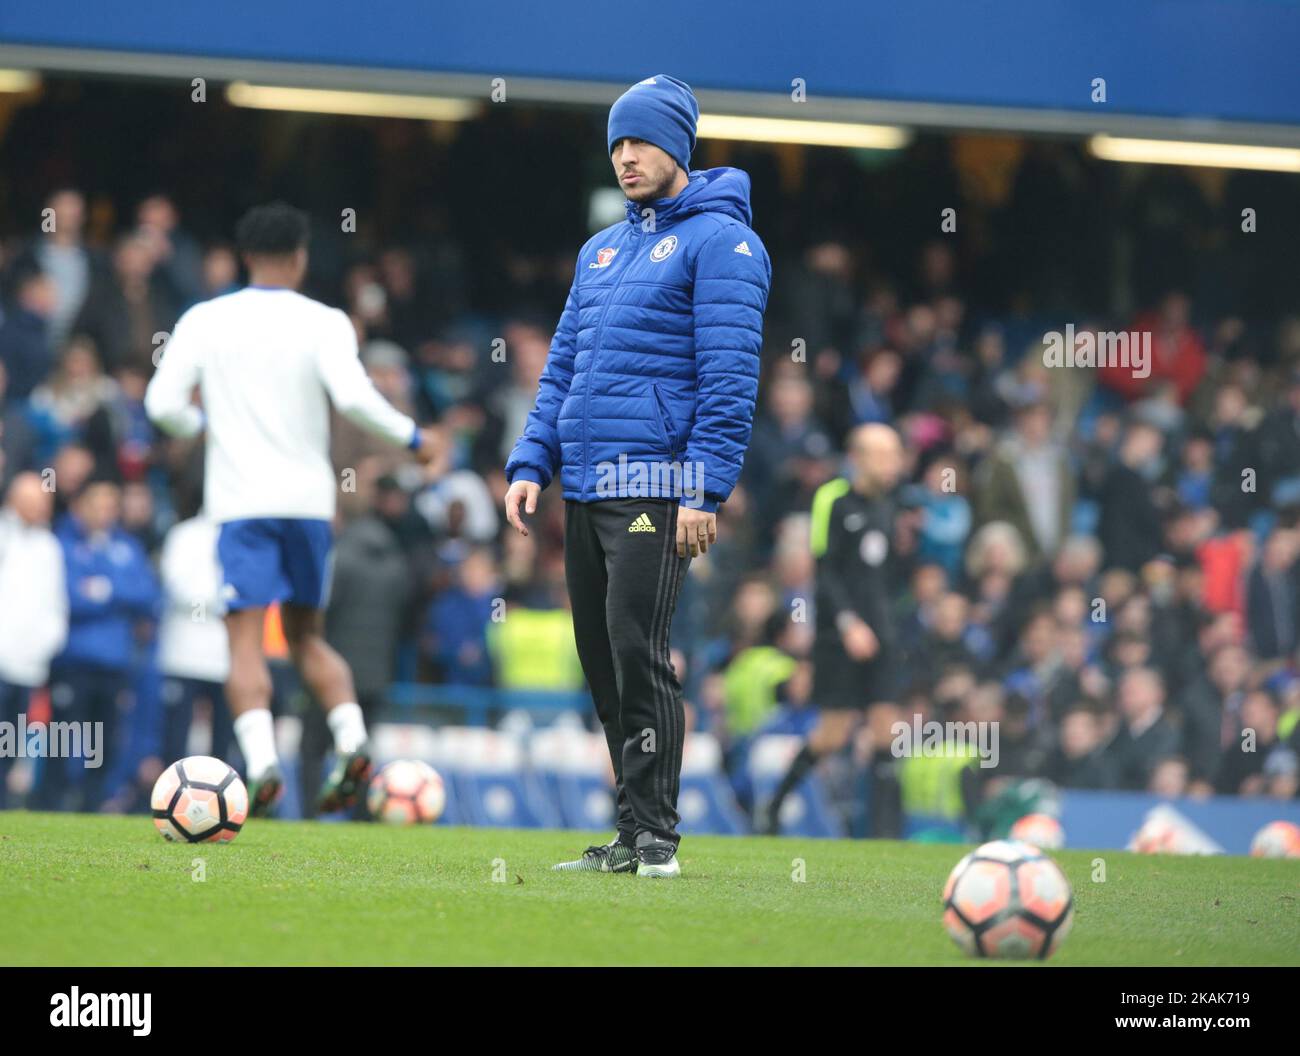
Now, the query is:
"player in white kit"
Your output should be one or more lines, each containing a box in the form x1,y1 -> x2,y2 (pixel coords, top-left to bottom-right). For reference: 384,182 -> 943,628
145,202 -> 437,816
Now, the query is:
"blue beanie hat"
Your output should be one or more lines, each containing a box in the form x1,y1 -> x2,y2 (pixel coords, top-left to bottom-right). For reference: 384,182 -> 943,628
607,75 -> 699,173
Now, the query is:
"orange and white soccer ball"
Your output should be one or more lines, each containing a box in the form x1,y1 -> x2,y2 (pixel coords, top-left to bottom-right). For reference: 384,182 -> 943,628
151,756 -> 248,843
1130,815 -> 1187,854
367,760 -> 446,825
1010,812 -> 1065,850
943,839 -> 1074,960
1250,820 -> 1300,859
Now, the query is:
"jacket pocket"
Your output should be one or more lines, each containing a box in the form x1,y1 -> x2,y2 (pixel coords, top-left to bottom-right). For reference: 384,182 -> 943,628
651,384 -> 680,458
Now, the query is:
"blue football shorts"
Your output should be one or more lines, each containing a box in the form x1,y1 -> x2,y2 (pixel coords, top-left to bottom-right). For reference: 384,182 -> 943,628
216,518 -> 334,612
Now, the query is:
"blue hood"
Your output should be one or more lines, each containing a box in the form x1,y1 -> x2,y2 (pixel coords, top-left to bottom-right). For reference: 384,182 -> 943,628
624,166 -> 753,228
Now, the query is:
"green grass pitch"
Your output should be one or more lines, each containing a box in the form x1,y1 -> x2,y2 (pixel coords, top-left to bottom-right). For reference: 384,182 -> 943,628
1,811 -> 1297,966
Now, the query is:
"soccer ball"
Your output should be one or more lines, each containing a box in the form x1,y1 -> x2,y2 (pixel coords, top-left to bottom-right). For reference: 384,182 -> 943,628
1250,820 -> 1300,859
151,756 -> 248,843
943,839 -> 1074,960
1010,812 -> 1065,850
367,760 -> 446,825
1131,815 -> 1187,855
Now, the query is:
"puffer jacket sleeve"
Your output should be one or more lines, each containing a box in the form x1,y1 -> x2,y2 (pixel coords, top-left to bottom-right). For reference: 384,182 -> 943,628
684,226 -> 771,510
505,267 -> 581,490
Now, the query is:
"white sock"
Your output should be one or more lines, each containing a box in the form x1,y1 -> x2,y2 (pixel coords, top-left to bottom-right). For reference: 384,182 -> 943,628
233,708 -> 278,779
327,702 -> 367,755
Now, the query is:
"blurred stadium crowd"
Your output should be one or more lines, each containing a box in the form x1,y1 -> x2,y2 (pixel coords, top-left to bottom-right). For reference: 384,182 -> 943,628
0,154 -> 1298,830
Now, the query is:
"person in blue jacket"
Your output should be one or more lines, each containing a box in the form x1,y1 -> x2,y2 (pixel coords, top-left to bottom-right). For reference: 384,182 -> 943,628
503,75 -> 771,878
39,476 -> 159,811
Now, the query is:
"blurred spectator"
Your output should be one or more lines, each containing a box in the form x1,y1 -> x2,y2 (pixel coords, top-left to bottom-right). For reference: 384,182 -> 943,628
745,369 -> 835,548
782,240 -> 857,363
1207,383 -> 1264,529
1097,420 -> 1165,572
30,189 -> 95,353
413,332 -> 478,419
0,473 -> 68,807
416,468 -> 500,543
200,244 -> 240,300
111,368 -> 156,484
40,478 -> 158,811
332,338 -> 418,473
1215,688 -> 1287,796
136,194 -> 205,309
913,591 -> 980,679
120,478 -> 159,550
968,325 -> 1012,428
0,264 -> 57,399
376,247 -> 439,352
474,319 -> 551,469
1149,755 -> 1192,798
907,453 -> 972,579
28,337 -> 120,465
965,520 -> 1027,650
1046,708 -> 1116,790
1246,526 -> 1299,660
1198,528 -> 1253,617
0,360 -> 40,489
487,586 -> 582,692
156,507 -> 231,766
48,443 -> 96,519
424,545 -> 498,686
1176,641 -> 1251,789
721,611 -> 801,741
974,399 -> 1074,563
74,231 -> 179,374
1256,368 -> 1300,507
1175,429 -> 1215,511
1100,291 -> 1206,404
1105,667 -> 1181,791
847,347 -> 902,426
299,499 -> 414,815
1001,610 -> 1065,727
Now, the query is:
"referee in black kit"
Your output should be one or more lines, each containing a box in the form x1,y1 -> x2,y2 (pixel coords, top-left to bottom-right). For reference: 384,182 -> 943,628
762,423 -> 907,837
502,75 -> 771,877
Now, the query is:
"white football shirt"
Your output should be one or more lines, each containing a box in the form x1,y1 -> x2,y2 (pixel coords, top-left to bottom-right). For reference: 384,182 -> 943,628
145,287 -> 416,522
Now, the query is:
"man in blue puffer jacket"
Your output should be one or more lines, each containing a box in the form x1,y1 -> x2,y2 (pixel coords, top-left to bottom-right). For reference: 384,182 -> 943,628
504,75 -> 771,877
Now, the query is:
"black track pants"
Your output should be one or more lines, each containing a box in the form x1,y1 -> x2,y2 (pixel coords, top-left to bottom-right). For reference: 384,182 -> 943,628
564,497 -> 690,847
